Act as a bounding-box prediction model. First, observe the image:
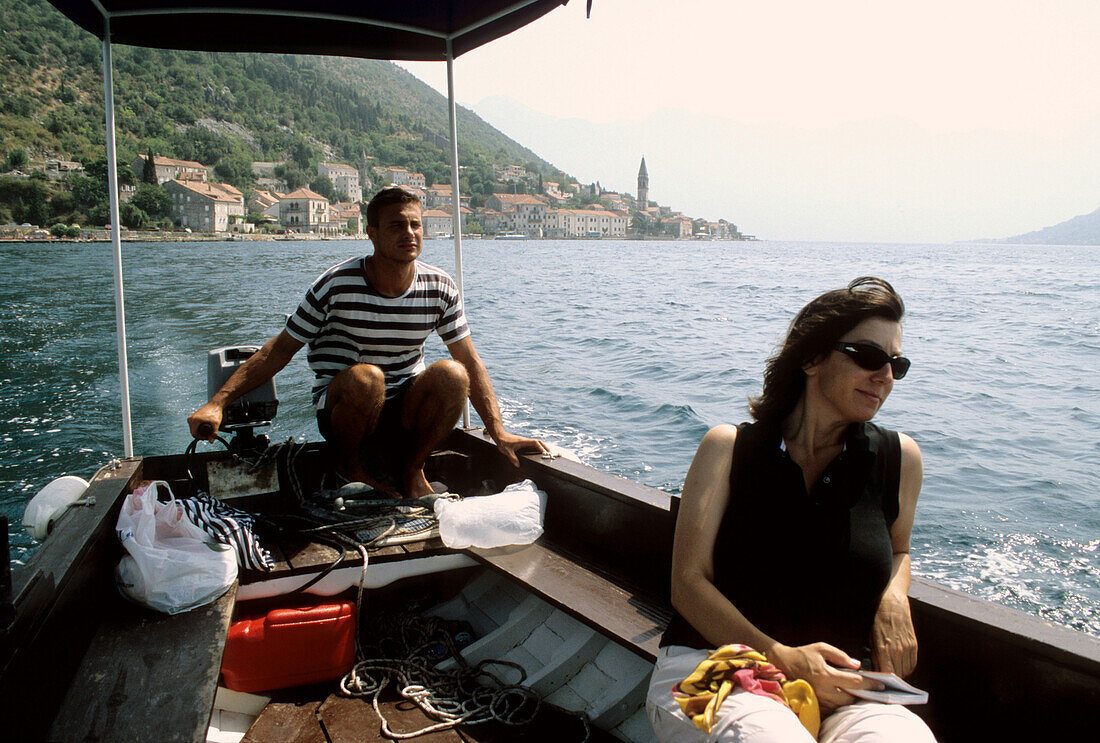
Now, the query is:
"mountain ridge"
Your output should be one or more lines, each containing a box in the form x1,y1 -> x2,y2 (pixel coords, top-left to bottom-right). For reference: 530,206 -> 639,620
991,206 -> 1100,246
0,0 -> 572,194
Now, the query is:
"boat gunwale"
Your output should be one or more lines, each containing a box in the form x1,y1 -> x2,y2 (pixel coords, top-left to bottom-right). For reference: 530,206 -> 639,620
909,576 -> 1100,670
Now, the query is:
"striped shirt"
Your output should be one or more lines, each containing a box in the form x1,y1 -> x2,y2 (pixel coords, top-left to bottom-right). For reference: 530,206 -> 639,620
285,257 -> 470,407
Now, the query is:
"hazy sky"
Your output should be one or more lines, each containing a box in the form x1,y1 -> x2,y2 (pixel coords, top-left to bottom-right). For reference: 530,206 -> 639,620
399,0 -> 1100,242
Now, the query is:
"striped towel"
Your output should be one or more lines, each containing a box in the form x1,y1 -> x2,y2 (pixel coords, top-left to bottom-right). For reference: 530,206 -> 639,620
178,494 -> 274,571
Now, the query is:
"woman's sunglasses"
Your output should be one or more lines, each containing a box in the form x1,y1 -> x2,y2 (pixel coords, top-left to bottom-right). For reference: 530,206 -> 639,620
832,342 -> 911,379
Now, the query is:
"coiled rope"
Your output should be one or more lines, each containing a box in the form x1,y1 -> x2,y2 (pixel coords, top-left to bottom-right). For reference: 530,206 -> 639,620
340,612 -> 590,742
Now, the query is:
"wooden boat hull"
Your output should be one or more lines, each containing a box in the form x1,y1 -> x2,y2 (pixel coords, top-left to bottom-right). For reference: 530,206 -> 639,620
2,428 -> 1098,741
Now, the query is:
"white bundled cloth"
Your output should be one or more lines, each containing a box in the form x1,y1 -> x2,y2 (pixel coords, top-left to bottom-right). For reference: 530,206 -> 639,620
433,479 -> 547,549
115,481 -> 238,614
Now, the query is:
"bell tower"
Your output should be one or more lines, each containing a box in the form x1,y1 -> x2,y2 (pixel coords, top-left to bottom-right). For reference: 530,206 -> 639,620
637,156 -> 649,210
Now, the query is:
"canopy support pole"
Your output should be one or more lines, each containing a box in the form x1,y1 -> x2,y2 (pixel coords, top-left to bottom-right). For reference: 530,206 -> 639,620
101,18 -> 134,458
446,39 -> 471,429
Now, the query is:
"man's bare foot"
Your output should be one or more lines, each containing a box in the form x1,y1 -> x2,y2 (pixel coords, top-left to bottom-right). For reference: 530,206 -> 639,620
403,468 -> 435,499
337,467 -> 402,498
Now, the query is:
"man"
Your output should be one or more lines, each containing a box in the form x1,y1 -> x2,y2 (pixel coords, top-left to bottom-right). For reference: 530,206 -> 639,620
188,187 -> 547,497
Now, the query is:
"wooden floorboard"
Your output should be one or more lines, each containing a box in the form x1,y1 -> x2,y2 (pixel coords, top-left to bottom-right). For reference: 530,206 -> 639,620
320,693 -> 468,743
267,690 -> 617,743
469,540 -> 670,662
242,700 -> 327,743
50,584 -> 237,743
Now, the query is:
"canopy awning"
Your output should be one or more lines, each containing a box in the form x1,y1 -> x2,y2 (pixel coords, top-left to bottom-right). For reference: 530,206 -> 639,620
47,0 -> 573,60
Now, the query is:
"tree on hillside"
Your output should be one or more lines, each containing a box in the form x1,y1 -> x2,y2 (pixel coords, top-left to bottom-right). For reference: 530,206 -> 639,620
132,182 -> 170,217
4,148 -> 28,172
120,202 -> 148,229
309,175 -> 335,200
142,147 -> 158,184
276,164 -> 305,191
172,128 -> 231,168
291,139 -> 315,170
68,173 -> 105,217
0,176 -> 50,226
214,149 -> 253,190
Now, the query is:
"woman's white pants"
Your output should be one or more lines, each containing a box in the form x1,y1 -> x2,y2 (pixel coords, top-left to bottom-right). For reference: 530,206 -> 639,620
646,646 -> 937,743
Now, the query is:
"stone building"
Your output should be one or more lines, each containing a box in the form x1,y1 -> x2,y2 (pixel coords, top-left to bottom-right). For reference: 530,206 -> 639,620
317,162 -> 362,202
279,187 -> 336,235
165,179 -> 244,232
485,193 -> 548,237
133,155 -> 210,185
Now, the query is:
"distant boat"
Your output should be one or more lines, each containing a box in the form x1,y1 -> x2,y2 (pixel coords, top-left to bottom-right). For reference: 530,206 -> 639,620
494,233 -> 528,240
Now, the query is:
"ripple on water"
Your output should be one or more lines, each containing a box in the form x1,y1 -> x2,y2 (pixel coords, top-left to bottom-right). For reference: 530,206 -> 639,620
2,239 -> 1099,637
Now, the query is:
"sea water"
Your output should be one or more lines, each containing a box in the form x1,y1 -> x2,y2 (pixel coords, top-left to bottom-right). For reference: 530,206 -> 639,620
1,238 -> 1096,637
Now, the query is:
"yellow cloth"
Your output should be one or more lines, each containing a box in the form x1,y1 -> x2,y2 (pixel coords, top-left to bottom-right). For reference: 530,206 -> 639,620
672,644 -> 820,738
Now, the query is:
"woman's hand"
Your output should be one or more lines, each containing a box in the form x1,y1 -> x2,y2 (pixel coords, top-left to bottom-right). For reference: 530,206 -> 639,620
768,642 -> 864,713
871,433 -> 923,678
871,587 -> 917,677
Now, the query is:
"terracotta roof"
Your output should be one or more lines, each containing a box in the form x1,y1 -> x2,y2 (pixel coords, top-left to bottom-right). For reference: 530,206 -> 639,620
330,205 -> 360,218
491,193 -> 547,206
140,154 -> 208,170
283,187 -> 327,200
170,179 -> 242,203
250,190 -> 279,206
555,208 -> 623,218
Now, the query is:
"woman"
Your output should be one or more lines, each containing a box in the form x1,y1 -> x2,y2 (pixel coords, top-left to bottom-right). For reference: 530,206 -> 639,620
646,277 -> 935,742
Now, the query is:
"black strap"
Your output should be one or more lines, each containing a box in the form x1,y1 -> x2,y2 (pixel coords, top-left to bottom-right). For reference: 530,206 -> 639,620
880,428 -> 902,526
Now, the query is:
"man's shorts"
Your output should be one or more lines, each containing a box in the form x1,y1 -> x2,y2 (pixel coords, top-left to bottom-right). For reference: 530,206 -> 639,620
316,378 -> 415,480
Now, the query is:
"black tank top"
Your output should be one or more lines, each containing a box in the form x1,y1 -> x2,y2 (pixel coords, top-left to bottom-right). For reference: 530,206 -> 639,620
661,421 -> 901,662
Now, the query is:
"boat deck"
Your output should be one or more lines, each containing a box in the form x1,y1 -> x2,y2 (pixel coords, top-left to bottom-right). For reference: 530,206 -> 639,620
10,432 -> 1100,742
226,531 -> 657,743
242,685 -> 619,743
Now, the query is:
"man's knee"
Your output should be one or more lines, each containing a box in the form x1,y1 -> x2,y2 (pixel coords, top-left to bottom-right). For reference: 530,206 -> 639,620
328,364 -> 385,406
424,359 -> 469,396
403,361 -> 468,430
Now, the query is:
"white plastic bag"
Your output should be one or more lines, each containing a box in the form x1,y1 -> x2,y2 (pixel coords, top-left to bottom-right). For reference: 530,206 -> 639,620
433,479 -> 547,549
115,481 -> 238,614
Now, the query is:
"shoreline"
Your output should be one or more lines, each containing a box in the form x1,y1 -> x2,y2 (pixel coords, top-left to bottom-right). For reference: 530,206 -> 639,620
0,233 -> 759,244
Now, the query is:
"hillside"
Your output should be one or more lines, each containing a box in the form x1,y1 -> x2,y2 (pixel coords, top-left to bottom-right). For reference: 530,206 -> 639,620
996,206 -> 1100,246
0,0 -> 574,221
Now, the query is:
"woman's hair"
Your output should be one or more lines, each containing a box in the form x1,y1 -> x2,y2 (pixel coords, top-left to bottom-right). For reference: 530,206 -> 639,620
748,276 -> 905,424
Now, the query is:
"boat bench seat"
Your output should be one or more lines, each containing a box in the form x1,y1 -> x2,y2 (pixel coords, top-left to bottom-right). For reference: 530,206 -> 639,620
467,538 -> 671,662
49,582 -> 238,743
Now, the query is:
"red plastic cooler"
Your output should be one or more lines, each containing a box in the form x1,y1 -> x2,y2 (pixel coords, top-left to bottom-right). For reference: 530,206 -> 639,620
220,599 -> 357,692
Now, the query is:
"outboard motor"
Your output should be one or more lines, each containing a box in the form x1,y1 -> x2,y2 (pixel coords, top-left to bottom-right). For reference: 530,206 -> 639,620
207,346 -> 278,455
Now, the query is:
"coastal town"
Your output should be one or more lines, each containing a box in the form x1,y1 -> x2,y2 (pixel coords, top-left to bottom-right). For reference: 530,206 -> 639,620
1,153 -> 748,241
